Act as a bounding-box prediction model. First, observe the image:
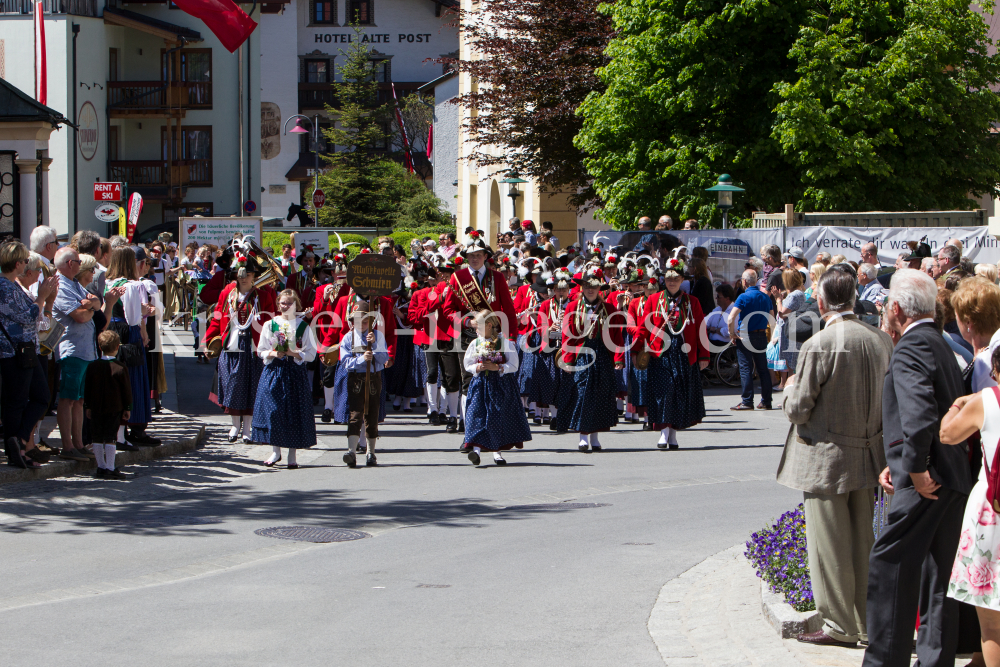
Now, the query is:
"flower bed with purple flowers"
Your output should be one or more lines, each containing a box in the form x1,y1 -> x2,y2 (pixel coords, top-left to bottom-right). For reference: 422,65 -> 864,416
745,504 -> 815,612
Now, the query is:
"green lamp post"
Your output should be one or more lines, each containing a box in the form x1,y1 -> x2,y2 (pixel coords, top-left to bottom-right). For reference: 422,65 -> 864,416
500,173 -> 528,207
705,174 -> 745,230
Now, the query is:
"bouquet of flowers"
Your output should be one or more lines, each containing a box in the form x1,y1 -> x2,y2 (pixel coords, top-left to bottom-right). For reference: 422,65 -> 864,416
475,337 -> 506,372
274,320 -> 295,353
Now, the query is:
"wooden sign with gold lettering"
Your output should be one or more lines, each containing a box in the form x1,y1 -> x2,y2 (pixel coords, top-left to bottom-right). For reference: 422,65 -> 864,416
346,253 -> 401,297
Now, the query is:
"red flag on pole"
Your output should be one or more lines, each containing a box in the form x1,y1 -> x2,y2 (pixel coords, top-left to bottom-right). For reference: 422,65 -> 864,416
391,82 -> 414,174
34,2 -> 46,105
426,123 -> 433,159
170,0 -> 257,53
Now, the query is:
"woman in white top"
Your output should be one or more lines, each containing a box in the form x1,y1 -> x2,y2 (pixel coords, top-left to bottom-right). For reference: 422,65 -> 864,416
941,345 -> 1000,663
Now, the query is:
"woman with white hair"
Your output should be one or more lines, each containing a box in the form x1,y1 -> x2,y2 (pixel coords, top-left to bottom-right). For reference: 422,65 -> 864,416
975,263 -> 998,285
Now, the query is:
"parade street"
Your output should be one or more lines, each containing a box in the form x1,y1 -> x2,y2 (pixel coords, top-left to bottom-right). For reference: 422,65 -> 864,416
0,336 -> 801,667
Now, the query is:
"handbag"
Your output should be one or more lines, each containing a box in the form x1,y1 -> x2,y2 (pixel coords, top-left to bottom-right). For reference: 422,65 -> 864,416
0,318 -> 37,369
985,387 -> 1000,513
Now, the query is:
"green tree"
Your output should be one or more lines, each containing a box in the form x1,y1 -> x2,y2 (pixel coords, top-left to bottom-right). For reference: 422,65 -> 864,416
772,0 -> 1000,211
576,0 -> 1000,229
318,25 -> 397,227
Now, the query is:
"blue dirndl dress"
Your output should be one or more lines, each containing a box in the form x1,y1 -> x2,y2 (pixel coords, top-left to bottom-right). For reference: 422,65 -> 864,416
646,333 -> 705,430
217,331 -> 263,415
626,331 -> 650,408
464,370 -> 532,451
251,357 -> 317,448
555,338 -> 619,433
518,330 -> 559,405
113,318 -> 151,425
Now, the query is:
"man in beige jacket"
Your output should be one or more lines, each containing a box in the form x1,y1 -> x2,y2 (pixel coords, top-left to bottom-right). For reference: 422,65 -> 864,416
777,264 -> 894,648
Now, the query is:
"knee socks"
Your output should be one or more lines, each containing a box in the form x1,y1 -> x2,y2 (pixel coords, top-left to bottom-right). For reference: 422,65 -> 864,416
460,394 -> 467,421
287,448 -> 297,466
590,432 -> 601,449
241,418 -> 252,440
347,435 -> 359,454
446,392 -> 460,419
358,430 -> 368,453
324,387 -> 335,411
117,425 -> 126,443
402,397 -> 411,410
266,446 -> 281,465
579,433 -> 590,449
94,443 -> 116,470
425,384 -> 438,413
230,415 -> 241,439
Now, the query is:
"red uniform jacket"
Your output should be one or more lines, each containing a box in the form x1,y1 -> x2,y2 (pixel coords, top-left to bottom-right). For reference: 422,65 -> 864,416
640,290 -> 709,367
407,287 -> 433,346
324,289 -> 397,359
559,295 -> 626,366
445,267 -> 518,340
199,270 -> 227,306
536,296 -> 571,351
626,292 -> 653,353
286,270 -> 316,314
513,284 -> 543,337
312,282 -> 349,353
203,283 -> 278,350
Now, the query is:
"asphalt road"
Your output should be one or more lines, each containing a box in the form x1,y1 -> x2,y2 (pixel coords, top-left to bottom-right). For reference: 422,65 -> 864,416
1,328 -> 801,666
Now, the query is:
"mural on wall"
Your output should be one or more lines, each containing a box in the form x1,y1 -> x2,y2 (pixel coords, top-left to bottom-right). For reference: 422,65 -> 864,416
261,102 -> 281,160
78,101 -> 99,161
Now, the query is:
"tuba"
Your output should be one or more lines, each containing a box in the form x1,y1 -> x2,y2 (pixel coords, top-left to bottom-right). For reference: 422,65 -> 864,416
237,238 -> 284,291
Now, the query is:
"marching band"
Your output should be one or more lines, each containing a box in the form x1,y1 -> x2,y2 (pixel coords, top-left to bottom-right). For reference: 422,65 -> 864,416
199,231 -> 708,467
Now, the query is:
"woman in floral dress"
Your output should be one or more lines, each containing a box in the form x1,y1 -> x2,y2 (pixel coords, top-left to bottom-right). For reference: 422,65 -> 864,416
941,345 -> 1000,657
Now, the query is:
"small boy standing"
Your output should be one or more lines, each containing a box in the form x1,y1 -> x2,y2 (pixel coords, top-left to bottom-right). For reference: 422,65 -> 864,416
340,303 -> 389,468
84,331 -> 133,480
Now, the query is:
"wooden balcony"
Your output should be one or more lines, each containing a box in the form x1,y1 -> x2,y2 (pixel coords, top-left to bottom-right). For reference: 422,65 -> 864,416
107,82 -> 212,118
109,159 -> 212,199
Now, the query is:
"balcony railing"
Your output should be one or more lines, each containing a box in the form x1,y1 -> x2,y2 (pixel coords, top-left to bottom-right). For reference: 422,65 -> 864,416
0,0 -> 97,14
109,159 -> 212,189
108,82 -> 212,112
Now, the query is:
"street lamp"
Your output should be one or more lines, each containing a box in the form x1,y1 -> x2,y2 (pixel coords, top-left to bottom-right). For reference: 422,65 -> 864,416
500,172 -> 527,218
284,114 -> 321,220
705,174 -> 745,230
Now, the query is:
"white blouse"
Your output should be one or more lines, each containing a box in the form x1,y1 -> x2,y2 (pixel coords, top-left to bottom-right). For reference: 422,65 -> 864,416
463,336 -> 520,377
256,317 -> 318,366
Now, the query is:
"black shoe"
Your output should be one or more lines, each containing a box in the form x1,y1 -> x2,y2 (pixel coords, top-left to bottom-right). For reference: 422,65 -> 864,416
153,399 -> 162,414
642,422 -> 653,431
542,417 -> 551,424
494,455 -> 506,466
549,421 -> 558,431
468,450 -> 481,465
533,417 -> 542,424
429,411 -> 440,426
446,418 -> 458,434
321,409 -> 332,423
108,468 -> 127,480
366,453 -> 377,467
392,402 -> 401,412
343,452 -> 357,468
117,441 -> 139,452
657,442 -> 669,449
457,419 -> 465,433
668,443 -> 679,450
591,443 -> 602,451
459,443 -> 472,453
5,437 -> 26,468
93,467 -> 107,479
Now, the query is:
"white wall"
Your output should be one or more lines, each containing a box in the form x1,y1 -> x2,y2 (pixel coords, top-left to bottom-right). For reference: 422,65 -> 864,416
432,74 -> 458,217
260,2 -> 301,221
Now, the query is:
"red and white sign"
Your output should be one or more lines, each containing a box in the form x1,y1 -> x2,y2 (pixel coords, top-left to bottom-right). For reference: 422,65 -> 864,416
94,182 -> 122,201
312,189 -> 325,209
126,192 -> 143,242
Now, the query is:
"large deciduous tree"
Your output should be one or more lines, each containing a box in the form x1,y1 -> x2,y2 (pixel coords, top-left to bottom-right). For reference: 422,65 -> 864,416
577,0 -> 1000,229
449,0 -> 613,209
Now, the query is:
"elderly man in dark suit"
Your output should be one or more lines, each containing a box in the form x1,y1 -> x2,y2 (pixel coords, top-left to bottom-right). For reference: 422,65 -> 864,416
862,269 -> 972,667
779,265 -> 894,648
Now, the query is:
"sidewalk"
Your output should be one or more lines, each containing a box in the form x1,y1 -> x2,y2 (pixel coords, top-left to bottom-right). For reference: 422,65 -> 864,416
647,546 -> 968,667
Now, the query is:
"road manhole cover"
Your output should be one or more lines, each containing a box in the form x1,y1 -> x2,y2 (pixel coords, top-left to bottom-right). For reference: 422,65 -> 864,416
254,526 -> 371,543
106,516 -> 221,528
505,502 -> 610,510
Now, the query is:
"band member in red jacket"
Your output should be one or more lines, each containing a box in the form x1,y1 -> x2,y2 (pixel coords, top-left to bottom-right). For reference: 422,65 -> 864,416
285,249 -> 318,319
408,261 -> 458,428
440,232 -> 517,433
203,246 -> 277,444
640,257 -> 709,450
554,265 -> 626,452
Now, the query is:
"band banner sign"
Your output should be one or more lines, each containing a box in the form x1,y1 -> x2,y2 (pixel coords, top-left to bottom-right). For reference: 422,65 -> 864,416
784,226 -> 1000,266
179,217 -> 262,251
347,254 -> 401,297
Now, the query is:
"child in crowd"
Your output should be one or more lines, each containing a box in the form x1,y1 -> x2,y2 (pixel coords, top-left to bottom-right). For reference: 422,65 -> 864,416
252,289 -> 318,469
340,302 -> 389,468
462,310 -> 531,466
84,331 -> 132,480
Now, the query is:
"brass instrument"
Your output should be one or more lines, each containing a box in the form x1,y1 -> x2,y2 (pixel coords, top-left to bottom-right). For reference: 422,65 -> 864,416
205,337 -> 223,359
321,349 -> 340,366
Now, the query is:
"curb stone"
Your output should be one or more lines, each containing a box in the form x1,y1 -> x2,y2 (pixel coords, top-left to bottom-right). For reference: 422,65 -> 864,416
761,582 -> 822,639
0,412 -> 207,485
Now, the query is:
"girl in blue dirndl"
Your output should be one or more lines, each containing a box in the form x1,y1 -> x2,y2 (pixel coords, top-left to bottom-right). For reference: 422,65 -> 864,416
252,289 -> 318,469
463,312 -> 531,466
